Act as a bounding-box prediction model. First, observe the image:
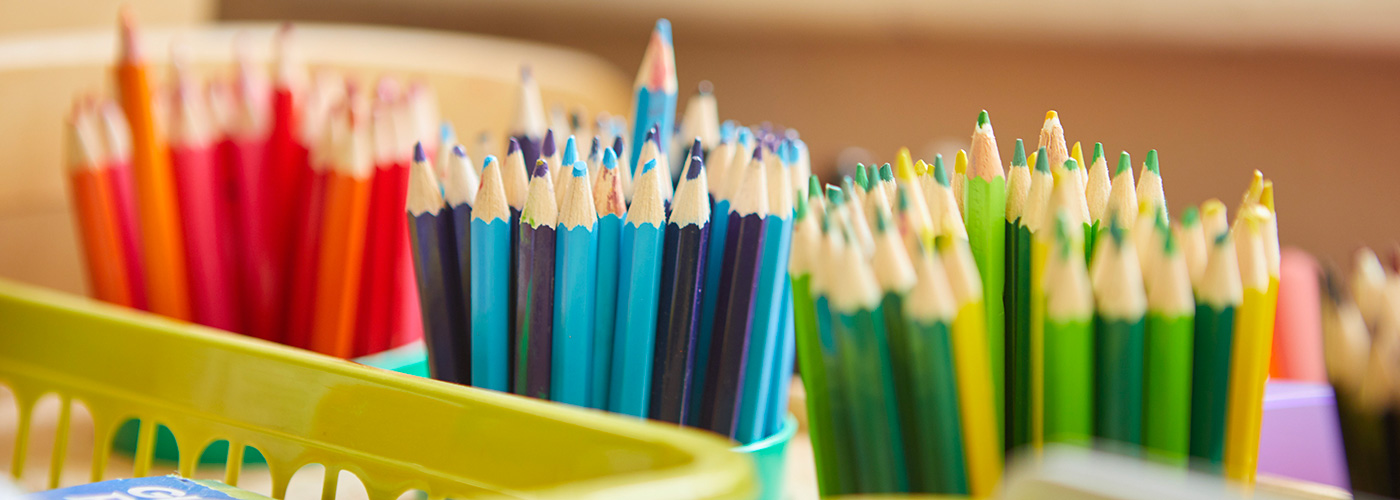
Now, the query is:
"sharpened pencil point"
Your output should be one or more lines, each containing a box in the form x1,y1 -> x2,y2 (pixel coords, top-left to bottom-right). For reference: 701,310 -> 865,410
1046,110 -> 1058,121
795,192 -> 808,218
1035,147 -> 1050,173
654,18 -> 673,44
414,142 -> 427,162
533,159 -> 549,178
572,161 -> 587,177
933,155 -> 950,186
687,155 -> 704,179
1093,142 -> 1105,164
562,135 -> 578,165
603,147 -> 618,170
1064,158 -> 1079,171
1117,152 -> 1131,175
612,136 -> 624,157
642,158 -> 657,174
452,144 -> 466,158
808,175 -> 821,198
954,149 -> 968,174
1110,218 -> 1125,245
720,121 -> 735,143
687,137 -> 702,159
752,144 -> 764,162
826,185 -> 844,206
508,137 -> 521,155
978,109 -> 990,127
589,137 -> 600,159
1013,139 -> 1027,167
879,163 -> 894,182
855,164 -> 869,190
483,155 -> 497,170
1146,149 -> 1160,174
895,147 -> 914,178
698,80 -> 714,95
1182,206 -> 1200,226
542,130 -> 556,156
914,159 -> 929,176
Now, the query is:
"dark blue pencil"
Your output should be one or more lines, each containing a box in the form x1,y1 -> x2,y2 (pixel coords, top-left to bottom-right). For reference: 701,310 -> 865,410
514,159 -> 557,399
652,154 -> 711,423
406,146 -> 469,384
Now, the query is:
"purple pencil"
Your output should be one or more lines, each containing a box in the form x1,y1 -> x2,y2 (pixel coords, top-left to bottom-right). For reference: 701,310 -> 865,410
651,152 -> 711,423
514,159 -> 557,399
699,145 -> 770,437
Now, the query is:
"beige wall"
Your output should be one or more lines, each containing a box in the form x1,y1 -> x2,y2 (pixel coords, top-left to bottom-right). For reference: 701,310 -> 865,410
226,2 -> 1399,263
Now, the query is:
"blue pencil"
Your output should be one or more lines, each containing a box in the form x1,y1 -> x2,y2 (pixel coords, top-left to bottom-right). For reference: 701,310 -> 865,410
735,140 -> 795,443
406,146 -> 470,384
591,148 -> 626,409
767,278 -> 797,434
610,158 -> 667,417
514,159 -> 557,399
701,144 -> 770,437
628,19 -> 677,173
652,153 -> 711,423
509,66 -> 547,169
553,161 -> 598,407
442,144 -> 479,384
638,125 -> 673,208
470,155 -> 511,391
688,126 -> 751,426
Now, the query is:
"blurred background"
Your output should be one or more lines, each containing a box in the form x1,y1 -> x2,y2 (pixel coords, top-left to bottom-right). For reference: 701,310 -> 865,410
3,0 -> 1398,271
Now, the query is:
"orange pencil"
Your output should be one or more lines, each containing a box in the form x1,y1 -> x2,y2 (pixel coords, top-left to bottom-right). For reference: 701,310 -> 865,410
116,10 -> 190,319
309,105 -> 373,357
67,104 -> 133,307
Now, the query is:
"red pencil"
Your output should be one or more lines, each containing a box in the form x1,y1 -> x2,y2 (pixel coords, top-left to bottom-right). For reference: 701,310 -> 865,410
97,100 -> 147,310
354,86 -> 404,356
169,56 -> 239,331
266,25 -> 312,338
226,47 -> 280,340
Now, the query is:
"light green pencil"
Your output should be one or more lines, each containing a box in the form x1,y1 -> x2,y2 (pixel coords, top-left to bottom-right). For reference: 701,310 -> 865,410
1144,230 -> 1196,466
967,110 -> 1007,441
1043,212 -> 1095,446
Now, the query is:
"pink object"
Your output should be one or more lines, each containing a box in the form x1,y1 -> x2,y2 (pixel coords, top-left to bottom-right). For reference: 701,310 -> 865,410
1271,247 -> 1325,382
171,144 -> 240,332
1258,381 -> 1348,489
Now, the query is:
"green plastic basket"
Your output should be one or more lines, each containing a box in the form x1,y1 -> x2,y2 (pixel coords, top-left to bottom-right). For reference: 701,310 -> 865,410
0,278 -> 755,499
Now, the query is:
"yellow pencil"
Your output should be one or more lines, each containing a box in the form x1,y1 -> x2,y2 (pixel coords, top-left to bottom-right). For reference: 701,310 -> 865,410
1222,205 -> 1273,484
940,235 -> 1002,497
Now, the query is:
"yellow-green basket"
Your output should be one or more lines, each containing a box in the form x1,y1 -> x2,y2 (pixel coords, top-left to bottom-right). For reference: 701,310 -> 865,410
0,278 -> 756,499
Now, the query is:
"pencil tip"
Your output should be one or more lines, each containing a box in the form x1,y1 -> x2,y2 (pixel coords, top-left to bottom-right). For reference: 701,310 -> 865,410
533,159 -> 549,178
913,159 -> 929,176
698,79 -> 713,95
1182,206 -> 1200,226
752,144 -> 764,162
483,155 -> 497,171
826,185 -> 844,206
572,161 -> 587,177
808,175 -> 821,197
879,163 -> 894,182
854,164 -> 868,189
1146,149 -> 1160,174
589,137 -> 600,158
954,149 -> 968,174
612,136 -> 625,156
603,147 -> 618,170
452,144 -> 466,158
542,130 -> 556,156
688,137 -> 702,159
644,125 -> 657,144
508,137 -> 521,155
1117,151 -> 1131,175
562,135 -> 578,165
687,155 -> 704,179
933,155 -> 950,186
654,18 -> 673,44
1045,110 -> 1058,121
1034,147 -> 1050,173
118,7 -> 140,61
1064,158 -> 1078,171
977,109 -> 990,128
414,142 -> 427,163
1092,142 -> 1104,163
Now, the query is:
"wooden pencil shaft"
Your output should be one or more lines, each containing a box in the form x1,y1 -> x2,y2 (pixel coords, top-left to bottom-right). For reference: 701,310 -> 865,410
592,215 -> 622,408
905,318 -> 970,494
1189,304 -> 1235,467
1095,317 -> 1146,447
1144,313 -> 1194,465
470,218 -> 510,391
514,223 -> 555,398
1043,318 -> 1094,445
736,214 -> 793,444
409,211 -> 470,383
700,212 -> 766,436
837,306 -> 909,493
552,222 -> 597,407
171,145 -> 238,331
652,221 -> 709,422
1007,221 -> 1033,451
611,221 -> 664,417
690,197 -> 732,425
792,274 -> 840,495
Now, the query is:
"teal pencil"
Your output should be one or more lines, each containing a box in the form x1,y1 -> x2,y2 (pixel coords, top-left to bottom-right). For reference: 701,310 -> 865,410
1093,222 -> 1147,449
591,147 -> 626,408
552,161 -> 598,407
610,157 -> 667,417
1188,222 -> 1240,469
469,156 -> 510,391
815,188 -> 858,494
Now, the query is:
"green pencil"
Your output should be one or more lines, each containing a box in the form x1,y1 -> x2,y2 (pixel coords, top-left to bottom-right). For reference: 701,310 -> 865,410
904,241 -> 969,494
870,205 -> 922,493
1003,139 -> 1031,451
1021,147 -> 1054,447
1043,213 -> 1095,446
1188,215 -> 1241,470
1093,221 -> 1147,450
813,193 -> 858,493
1144,231 -> 1195,465
1084,143 -> 1110,262
967,110 -> 1008,447
831,217 -> 908,493
790,192 -> 838,495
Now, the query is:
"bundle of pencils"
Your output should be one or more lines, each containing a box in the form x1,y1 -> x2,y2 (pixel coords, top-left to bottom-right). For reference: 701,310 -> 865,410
405,19 -> 801,445
64,12 -> 446,357
794,110 -> 1282,496
1321,249 -> 1400,499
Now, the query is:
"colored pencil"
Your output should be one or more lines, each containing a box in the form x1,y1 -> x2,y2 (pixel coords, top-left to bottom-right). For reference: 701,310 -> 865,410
553,160 -> 598,408
812,195 -> 858,494
224,61 -> 281,341
502,138 -> 530,382
629,19 -> 677,171
1038,111 -> 1069,181
700,145 -> 769,437
652,154 -> 712,421
1188,204 -> 1240,470
307,108 -> 373,357
1093,222 -> 1146,450
543,130 -> 561,188
1043,212 -> 1095,447
638,126 -> 674,206
1176,207 -> 1207,291
515,160 -> 557,399
1070,140 -> 1088,191
611,156 -> 667,416
168,63 -> 238,331
1002,138 -> 1031,452
509,66 -> 547,169
674,81 -> 720,170
1223,205 -> 1274,484
471,155 -> 511,391
282,112 -> 333,350
406,144 -> 470,384
116,11 -> 190,320
791,189 -> 840,494
1320,267 -> 1393,497
903,242 -> 969,494
690,129 -> 751,426
1137,149 -> 1167,220
967,110 -> 1007,447
924,155 -> 967,241
592,143 -> 626,409
832,214 -> 908,493
1104,152 -> 1138,236
952,150 -> 967,217
939,235 -> 1003,498
1144,230 -> 1195,466
355,97 -> 409,355
1022,147 -> 1055,449
66,105 -> 134,307
96,101 -> 148,310
442,144 -> 478,378
735,141 -> 794,444
766,277 -> 798,434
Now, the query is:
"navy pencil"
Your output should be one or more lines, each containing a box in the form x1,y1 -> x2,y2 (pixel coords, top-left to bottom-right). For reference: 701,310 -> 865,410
514,159 -> 557,399
406,146 -> 469,384
652,153 -> 711,423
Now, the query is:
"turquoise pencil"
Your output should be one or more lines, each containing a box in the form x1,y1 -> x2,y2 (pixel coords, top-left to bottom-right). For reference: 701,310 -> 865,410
552,161 -> 598,407
610,158 -> 667,416
591,147 -> 626,409
628,19 -> 678,171
470,155 -> 510,391
735,139 -> 795,444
